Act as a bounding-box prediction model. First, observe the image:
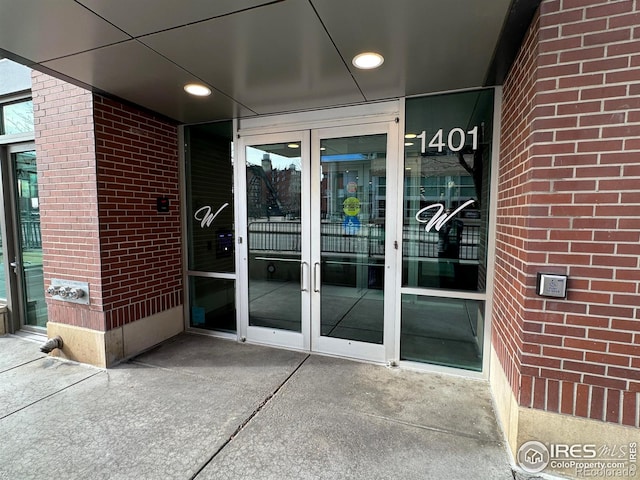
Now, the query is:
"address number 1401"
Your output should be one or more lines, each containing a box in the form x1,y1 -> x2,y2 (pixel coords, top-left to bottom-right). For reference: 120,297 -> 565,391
416,126 -> 478,153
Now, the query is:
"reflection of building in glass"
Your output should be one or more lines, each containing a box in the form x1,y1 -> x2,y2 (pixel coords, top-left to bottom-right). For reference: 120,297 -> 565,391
404,153 -> 480,213
414,175 -> 476,210
15,152 -> 41,250
404,166 -> 482,261
2,100 -> 34,135
247,154 -> 301,220
402,89 -> 493,294
272,163 -> 301,218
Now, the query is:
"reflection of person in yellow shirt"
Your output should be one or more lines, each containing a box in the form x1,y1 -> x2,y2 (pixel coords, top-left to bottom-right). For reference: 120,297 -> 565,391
342,197 -> 361,217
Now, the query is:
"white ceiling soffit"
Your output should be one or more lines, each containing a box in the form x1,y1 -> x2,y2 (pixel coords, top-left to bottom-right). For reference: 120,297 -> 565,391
0,0 -> 520,124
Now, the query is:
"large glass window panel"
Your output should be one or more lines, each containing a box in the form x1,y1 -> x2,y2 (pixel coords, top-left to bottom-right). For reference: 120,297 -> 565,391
186,122 -> 235,273
2,100 -> 34,135
401,295 -> 484,371
403,90 -> 493,292
246,142 -> 302,332
186,121 -> 237,334
189,276 -> 236,332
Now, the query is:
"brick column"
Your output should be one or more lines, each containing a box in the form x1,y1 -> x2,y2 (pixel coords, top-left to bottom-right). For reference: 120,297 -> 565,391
491,0 -> 640,467
32,72 -> 104,329
33,72 -> 183,366
94,96 -> 182,333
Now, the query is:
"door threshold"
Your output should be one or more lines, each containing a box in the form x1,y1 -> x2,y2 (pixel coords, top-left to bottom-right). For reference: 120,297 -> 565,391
14,328 -> 47,343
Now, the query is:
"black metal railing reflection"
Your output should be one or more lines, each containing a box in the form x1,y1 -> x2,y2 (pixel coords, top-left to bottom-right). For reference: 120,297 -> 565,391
21,219 -> 42,249
248,221 -> 479,260
248,221 -> 302,252
402,225 -> 479,260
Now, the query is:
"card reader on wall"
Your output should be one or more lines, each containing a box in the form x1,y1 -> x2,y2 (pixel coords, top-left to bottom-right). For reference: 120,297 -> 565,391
157,196 -> 169,213
537,273 -> 568,298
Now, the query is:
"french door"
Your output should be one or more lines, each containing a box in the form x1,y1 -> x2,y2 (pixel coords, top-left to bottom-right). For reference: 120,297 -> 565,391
237,121 -> 399,362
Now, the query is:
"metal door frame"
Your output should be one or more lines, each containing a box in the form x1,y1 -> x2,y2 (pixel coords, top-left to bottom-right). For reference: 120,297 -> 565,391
234,101 -> 402,363
236,130 -> 312,351
310,122 -> 400,363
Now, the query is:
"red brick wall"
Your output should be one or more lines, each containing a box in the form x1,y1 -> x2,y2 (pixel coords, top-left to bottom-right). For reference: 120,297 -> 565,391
493,10 -> 540,401
494,0 -> 640,427
33,73 -> 182,333
33,72 -> 105,330
93,96 -> 182,331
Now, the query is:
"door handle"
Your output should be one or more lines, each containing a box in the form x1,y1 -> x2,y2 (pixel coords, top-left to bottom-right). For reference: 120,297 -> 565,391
313,262 -> 320,293
300,262 -> 308,292
9,261 -> 20,273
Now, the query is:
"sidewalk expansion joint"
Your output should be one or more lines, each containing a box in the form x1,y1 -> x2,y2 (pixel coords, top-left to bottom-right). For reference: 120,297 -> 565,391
190,353 -> 311,480
0,370 -> 103,421
359,411 -> 504,446
0,356 -> 46,374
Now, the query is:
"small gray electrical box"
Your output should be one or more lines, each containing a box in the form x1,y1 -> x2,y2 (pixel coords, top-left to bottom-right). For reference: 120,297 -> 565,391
537,273 -> 567,298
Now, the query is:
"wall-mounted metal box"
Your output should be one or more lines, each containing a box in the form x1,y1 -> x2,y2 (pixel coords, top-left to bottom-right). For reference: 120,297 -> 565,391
537,273 -> 568,299
46,279 -> 90,305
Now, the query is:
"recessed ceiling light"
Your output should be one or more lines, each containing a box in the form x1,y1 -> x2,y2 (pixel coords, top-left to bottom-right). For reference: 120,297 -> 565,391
287,143 -> 300,149
405,142 -> 414,147
405,133 -> 417,139
184,83 -> 211,96
352,52 -> 384,70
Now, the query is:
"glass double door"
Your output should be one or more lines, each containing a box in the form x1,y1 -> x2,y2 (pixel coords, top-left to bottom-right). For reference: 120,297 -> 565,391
239,123 -> 397,362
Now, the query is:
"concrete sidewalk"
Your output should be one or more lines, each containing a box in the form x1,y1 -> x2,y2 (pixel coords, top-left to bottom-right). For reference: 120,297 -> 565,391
0,333 -> 514,480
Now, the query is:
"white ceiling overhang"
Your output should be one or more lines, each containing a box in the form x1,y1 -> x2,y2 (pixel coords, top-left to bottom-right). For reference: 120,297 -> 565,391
0,0 -> 541,124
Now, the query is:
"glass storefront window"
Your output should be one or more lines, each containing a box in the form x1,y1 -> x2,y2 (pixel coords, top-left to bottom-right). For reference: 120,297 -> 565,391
403,89 -> 493,292
186,122 -> 234,273
2,100 -> 34,135
185,121 -> 236,332
400,295 -> 484,371
401,89 -> 493,371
